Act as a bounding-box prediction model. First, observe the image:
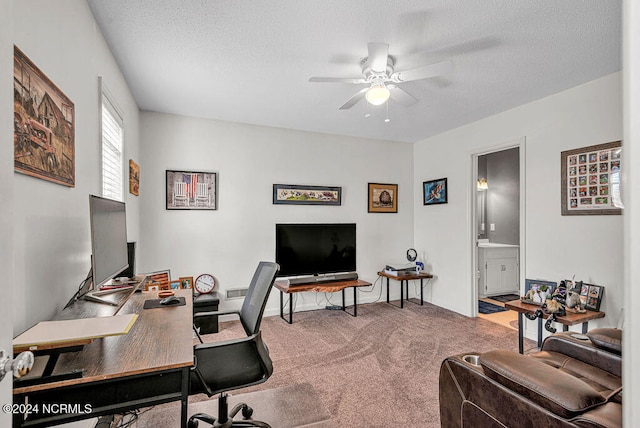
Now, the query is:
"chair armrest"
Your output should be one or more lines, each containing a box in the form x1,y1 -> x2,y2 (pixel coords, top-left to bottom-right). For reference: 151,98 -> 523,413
480,350 -> 605,419
541,332 -> 622,377
193,309 -> 239,320
192,331 -> 273,397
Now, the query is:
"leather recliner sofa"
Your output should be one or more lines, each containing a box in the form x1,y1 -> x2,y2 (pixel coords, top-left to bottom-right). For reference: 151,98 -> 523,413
439,328 -> 622,427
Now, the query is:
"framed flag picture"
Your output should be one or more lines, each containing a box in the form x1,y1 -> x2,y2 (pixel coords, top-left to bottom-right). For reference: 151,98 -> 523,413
166,170 -> 217,210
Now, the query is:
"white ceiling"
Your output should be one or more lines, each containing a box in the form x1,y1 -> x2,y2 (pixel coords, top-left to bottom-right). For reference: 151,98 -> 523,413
86,0 -> 621,143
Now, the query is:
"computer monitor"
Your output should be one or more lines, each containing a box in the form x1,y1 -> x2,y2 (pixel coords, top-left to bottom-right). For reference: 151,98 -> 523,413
77,195 -> 130,305
116,242 -> 136,279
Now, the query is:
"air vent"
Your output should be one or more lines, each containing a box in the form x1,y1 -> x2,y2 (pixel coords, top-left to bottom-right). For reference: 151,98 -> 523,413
226,288 -> 248,300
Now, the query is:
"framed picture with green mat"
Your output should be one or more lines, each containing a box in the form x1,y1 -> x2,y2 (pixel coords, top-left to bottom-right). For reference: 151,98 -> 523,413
523,279 -> 557,305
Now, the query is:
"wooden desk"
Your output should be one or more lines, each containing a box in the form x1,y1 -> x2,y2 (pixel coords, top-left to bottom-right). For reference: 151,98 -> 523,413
274,279 -> 371,324
504,299 -> 605,354
13,289 -> 193,428
377,271 -> 434,308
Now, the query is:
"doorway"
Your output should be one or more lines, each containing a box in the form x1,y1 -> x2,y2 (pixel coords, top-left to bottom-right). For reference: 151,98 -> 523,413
471,139 -> 526,330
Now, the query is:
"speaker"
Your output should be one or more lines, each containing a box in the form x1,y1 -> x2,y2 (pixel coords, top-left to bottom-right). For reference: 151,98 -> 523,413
117,242 -> 136,279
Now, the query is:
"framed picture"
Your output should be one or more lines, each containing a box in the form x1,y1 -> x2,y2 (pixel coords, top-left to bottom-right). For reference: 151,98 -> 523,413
273,184 -> 341,206
129,159 -> 140,196
166,170 -> 217,210
368,183 -> 398,213
523,279 -> 557,305
561,141 -> 622,215
180,276 -> 194,289
14,46 -> 75,187
581,283 -> 605,311
169,280 -> 181,290
143,270 -> 171,291
423,178 -> 448,205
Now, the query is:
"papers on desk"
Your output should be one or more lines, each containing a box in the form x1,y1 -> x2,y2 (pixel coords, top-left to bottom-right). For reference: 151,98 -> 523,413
13,313 -> 138,353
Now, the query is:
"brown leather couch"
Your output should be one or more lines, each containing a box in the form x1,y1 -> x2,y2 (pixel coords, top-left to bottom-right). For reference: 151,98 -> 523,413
439,328 -> 622,427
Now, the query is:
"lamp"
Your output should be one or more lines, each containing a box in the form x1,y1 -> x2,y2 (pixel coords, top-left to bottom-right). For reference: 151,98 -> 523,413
365,82 -> 390,106
477,178 -> 488,191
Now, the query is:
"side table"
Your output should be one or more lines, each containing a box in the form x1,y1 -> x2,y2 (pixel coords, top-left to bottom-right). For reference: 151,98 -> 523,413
504,299 -> 605,354
377,271 -> 433,308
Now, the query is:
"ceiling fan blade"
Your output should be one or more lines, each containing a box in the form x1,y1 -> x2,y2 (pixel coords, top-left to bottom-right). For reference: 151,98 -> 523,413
368,42 -> 389,73
390,60 -> 453,83
388,85 -> 418,107
309,76 -> 367,84
339,88 -> 368,110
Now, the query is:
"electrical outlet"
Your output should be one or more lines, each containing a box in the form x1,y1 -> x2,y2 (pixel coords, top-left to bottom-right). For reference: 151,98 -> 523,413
490,223 -> 495,231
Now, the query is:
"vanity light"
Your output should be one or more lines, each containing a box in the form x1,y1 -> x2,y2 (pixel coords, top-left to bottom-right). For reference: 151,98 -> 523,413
477,178 -> 488,191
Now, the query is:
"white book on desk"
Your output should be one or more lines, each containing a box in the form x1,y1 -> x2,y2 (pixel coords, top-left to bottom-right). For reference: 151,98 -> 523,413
13,313 -> 138,352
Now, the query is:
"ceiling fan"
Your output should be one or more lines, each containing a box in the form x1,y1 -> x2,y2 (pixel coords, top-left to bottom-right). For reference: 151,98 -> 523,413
309,42 -> 453,110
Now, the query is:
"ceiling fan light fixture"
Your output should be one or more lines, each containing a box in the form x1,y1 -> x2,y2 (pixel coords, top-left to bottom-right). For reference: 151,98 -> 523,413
365,83 -> 390,106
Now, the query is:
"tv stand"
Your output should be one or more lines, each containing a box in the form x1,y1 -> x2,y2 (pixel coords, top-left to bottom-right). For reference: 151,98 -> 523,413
274,278 -> 371,324
284,271 -> 358,286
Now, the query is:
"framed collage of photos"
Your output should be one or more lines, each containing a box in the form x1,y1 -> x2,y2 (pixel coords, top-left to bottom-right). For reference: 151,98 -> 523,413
561,141 -> 622,215
579,282 -> 605,312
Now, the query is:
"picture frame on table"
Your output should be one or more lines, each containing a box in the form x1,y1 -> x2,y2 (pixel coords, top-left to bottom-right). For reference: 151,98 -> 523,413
581,283 -> 605,311
180,276 -> 194,289
423,178 -> 448,205
522,279 -> 557,305
368,183 -> 398,213
273,184 -> 342,206
142,270 -> 171,291
169,280 -> 182,290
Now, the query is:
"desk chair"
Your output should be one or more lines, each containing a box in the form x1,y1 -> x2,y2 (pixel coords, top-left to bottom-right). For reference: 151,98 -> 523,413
188,261 -> 279,428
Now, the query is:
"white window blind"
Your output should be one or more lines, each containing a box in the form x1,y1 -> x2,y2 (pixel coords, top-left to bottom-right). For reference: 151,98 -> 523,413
101,89 -> 124,201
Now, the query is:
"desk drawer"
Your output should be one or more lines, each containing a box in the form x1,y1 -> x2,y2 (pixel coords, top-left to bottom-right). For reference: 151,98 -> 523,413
14,368 -> 186,427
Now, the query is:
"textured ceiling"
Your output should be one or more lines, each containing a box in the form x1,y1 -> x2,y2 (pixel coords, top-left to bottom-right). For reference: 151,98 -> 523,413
87,0 -> 621,143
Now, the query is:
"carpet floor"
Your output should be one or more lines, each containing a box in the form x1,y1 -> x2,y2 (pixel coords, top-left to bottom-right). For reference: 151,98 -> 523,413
126,300 -> 535,427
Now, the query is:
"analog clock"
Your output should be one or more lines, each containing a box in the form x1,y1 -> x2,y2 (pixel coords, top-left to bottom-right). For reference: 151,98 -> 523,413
194,273 -> 216,294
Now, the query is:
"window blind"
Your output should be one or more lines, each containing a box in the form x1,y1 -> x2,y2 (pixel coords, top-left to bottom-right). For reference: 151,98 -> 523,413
101,92 -> 123,201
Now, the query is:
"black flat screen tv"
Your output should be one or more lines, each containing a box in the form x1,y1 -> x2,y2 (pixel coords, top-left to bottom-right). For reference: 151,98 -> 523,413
275,223 -> 356,277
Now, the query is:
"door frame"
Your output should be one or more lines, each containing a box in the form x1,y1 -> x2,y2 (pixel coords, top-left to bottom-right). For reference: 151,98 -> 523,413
469,137 -> 526,317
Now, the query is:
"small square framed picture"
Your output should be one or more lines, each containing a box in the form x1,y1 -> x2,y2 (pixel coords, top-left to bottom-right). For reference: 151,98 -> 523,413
180,276 -> 194,289
169,280 -> 182,290
584,284 -> 605,311
423,178 -> 448,205
368,183 -> 398,213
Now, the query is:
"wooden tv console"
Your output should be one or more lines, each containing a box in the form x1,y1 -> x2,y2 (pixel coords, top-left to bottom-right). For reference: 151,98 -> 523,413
274,279 -> 371,324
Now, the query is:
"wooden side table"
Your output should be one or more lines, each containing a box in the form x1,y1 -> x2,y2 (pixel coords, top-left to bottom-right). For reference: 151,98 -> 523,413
377,271 -> 434,308
504,299 -> 605,354
274,279 -> 371,324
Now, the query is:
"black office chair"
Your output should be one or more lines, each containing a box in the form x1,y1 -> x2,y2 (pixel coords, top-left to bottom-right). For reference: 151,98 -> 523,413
188,261 -> 279,428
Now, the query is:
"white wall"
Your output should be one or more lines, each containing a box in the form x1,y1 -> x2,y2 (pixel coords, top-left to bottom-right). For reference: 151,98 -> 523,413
139,112 -> 414,315
1,0 -> 14,423
12,0 -> 141,334
623,0 -> 639,424
414,73 -> 623,333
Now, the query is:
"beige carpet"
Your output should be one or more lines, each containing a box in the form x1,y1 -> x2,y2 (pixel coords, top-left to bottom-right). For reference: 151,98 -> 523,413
123,300 -> 535,427
129,383 -> 332,427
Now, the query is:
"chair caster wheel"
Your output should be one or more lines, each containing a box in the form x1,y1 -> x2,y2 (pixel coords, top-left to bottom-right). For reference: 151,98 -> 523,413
242,405 -> 253,419
187,418 -> 199,428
